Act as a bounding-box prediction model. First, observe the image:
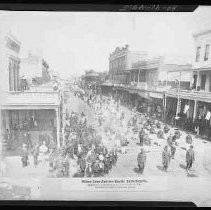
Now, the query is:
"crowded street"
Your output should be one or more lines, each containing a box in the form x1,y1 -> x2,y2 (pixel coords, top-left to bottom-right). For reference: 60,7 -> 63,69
64,87 -> 211,179
3,86 -> 211,179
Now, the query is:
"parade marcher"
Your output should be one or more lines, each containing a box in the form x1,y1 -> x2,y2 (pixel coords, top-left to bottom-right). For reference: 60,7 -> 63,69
39,141 -> 49,164
85,162 -> 93,177
21,144 -> 29,167
99,151 -> 104,162
164,125 -> 170,134
32,144 -> 39,167
137,148 -> 147,174
167,134 -> 173,146
93,159 -> 101,177
62,155 -> 70,177
26,130 -> 33,150
103,154 -> 110,174
186,134 -> 193,144
102,145 -> 108,156
186,145 -> 195,171
150,125 -> 156,134
156,121 -> 161,129
170,140 -> 176,159
174,129 -> 181,140
157,129 -> 164,139
48,148 -> 55,171
4,129 -> 11,150
162,145 -> 171,172
86,150 -> 96,166
139,128 -> 145,146
78,155 -> 86,174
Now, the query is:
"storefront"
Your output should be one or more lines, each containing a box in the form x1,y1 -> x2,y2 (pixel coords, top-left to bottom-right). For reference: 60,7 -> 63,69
165,96 -> 178,124
128,90 -> 138,108
100,84 -> 113,96
136,91 -> 149,114
176,99 -> 195,131
122,89 -> 130,106
149,92 -> 164,120
195,101 -> 211,139
1,109 -> 57,155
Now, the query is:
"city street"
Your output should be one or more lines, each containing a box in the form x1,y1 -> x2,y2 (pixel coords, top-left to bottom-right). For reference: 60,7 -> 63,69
4,90 -> 211,179
64,91 -> 211,179
1,89 -> 211,205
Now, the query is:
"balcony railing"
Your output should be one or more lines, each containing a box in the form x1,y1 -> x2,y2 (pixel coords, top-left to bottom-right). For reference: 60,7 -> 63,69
1,90 -> 60,107
165,88 -> 211,102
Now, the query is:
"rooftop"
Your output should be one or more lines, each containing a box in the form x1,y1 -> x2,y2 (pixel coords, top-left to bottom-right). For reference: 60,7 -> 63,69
193,28 -> 211,38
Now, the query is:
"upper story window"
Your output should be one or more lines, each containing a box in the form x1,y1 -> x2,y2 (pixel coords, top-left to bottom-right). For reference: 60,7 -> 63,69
196,46 -> 201,62
200,74 -> 206,90
204,44 -> 210,61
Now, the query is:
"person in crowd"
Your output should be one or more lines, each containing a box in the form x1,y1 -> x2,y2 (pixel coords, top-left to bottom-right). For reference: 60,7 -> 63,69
137,148 -> 147,174
167,134 -> 173,146
103,154 -> 110,174
186,145 -> 195,171
21,144 -> 29,167
62,155 -> 70,177
156,121 -> 161,129
32,144 -> 39,167
162,145 -> 171,172
78,154 -> 86,175
163,125 -> 170,134
85,162 -> 93,177
170,140 -> 176,159
186,134 -> 193,144
4,129 -> 12,150
39,141 -> 49,164
93,159 -> 101,177
174,129 -> 181,140
99,151 -> 104,162
139,128 -> 145,146
157,129 -> 164,139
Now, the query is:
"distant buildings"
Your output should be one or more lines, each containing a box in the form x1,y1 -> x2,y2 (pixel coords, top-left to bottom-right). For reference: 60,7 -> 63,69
20,52 -> 51,86
109,45 -> 147,84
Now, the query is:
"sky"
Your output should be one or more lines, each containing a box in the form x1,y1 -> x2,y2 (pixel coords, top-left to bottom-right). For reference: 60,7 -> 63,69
1,6 -> 211,78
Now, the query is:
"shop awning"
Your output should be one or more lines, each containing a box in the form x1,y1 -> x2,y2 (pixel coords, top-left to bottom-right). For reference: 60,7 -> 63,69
149,91 -> 164,99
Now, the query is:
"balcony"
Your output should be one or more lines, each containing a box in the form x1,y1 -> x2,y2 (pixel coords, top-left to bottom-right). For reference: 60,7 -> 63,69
1,90 -> 60,109
165,89 -> 211,103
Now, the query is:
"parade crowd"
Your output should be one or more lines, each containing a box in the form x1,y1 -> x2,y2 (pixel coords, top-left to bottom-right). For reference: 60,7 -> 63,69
77,85 -> 196,175
19,84 -> 196,178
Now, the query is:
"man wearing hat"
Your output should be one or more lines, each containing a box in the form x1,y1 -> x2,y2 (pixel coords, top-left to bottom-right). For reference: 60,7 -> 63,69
137,148 -> 147,174
186,145 -> 195,171
139,128 -> 145,146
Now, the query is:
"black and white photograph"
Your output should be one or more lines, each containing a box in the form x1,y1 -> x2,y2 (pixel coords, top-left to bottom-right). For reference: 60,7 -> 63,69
0,5 -> 211,206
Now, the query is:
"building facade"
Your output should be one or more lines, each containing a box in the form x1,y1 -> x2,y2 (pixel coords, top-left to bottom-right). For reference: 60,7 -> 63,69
164,29 -> 211,139
0,32 -> 62,158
